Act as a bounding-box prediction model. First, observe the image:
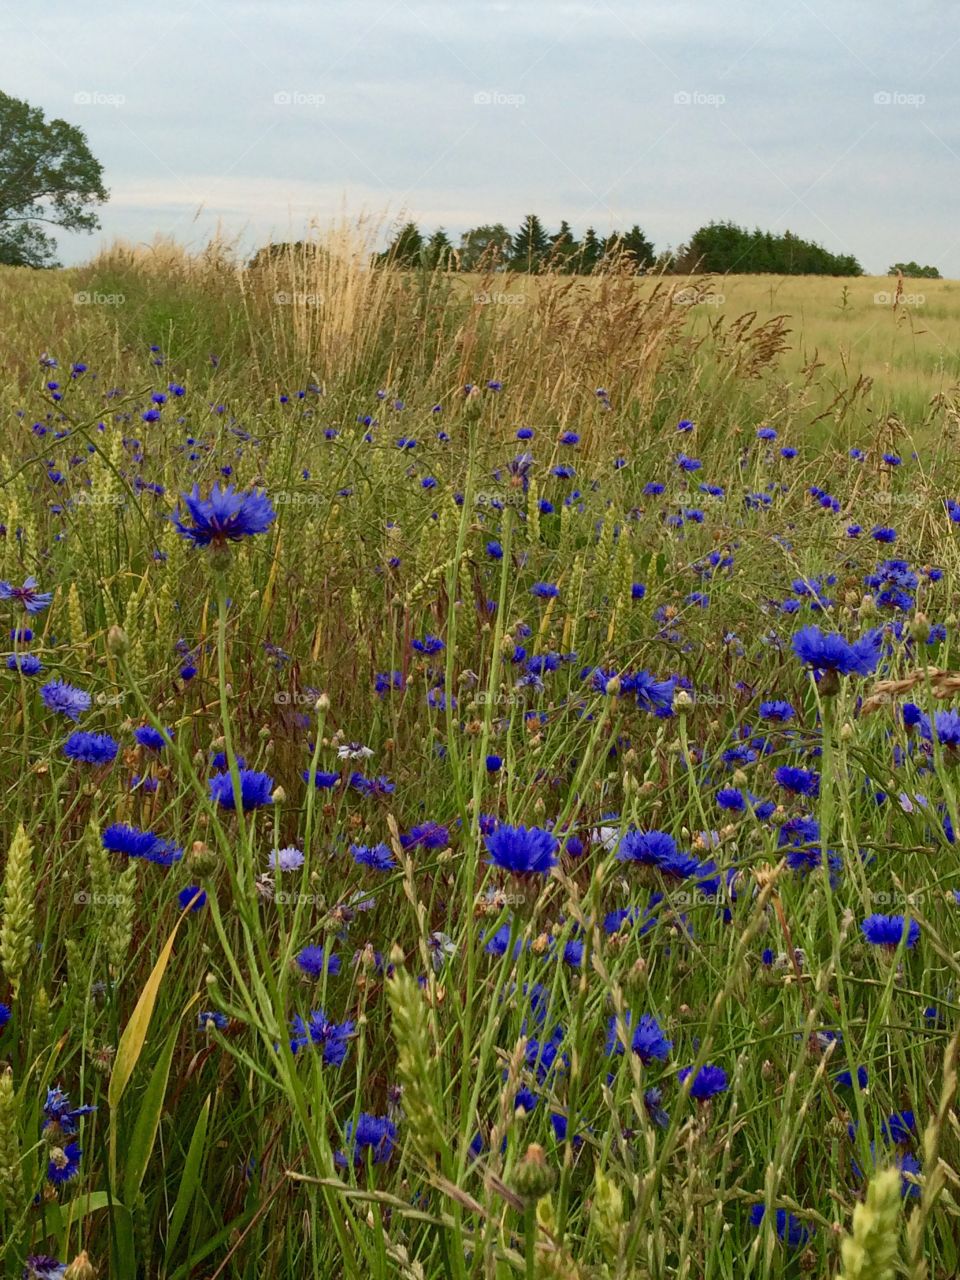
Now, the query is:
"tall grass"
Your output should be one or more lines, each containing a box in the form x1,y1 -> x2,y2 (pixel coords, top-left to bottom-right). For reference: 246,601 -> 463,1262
0,229 -> 958,1277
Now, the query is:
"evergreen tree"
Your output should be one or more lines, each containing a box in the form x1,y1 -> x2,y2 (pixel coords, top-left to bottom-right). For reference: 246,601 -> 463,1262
621,224 -> 656,272
510,214 -> 549,272
546,220 -> 579,272
383,222 -> 424,268
577,227 -> 603,274
423,228 -> 455,270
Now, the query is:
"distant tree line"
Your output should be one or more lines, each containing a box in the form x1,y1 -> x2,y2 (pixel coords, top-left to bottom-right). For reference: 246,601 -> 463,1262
364,215 -> 868,276
888,261 -> 941,279
246,219 -> 945,281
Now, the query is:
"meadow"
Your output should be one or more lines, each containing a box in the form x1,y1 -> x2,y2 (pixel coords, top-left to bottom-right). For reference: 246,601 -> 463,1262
1,233 -> 960,1278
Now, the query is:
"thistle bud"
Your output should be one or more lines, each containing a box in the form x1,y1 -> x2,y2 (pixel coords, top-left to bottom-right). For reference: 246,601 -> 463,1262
513,1144 -> 556,1203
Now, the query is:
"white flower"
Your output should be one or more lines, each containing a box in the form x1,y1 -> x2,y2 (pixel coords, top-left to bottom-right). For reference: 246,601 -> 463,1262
337,742 -> 373,761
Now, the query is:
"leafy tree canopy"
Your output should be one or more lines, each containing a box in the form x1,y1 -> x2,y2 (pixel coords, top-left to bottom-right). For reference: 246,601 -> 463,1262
0,90 -> 108,267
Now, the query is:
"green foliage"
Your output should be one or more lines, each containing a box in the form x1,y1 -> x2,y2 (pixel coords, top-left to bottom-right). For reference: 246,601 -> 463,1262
678,219 -> 863,275
0,90 -> 107,267
888,260 -> 942,278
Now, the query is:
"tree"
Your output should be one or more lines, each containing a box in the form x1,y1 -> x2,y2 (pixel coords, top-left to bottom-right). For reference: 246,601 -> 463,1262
246,240 -> 326,270
621,224 -> 655,273
0,91 -> 107,267
458,223 -> 512,271
423,228 -> 455,270
888,261 -> 941,279
381,221 -> 424,268
510,214 -> 549,272
546,220 -> 579,272
576,227 -> 603,274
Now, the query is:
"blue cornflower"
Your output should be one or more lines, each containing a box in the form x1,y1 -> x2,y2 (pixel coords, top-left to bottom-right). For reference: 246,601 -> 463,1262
486,540 -> 503,559
616,829 -> 677,866
412,634 -> 444,654
716,788 -> 746,812
632,671 -> 676,714
486,754 -> 502,773
134,724 -> 171,751
631,582 -> 646,600
919,709 -> 960,749
209,769 -> 274,810
758,700 -> 794,722
8,654 -> 42,674
23,1259 -> 66,1280
47,1141 -> 82,1185
351,842 -> 394,871
172,484 -> 276,546
0,1003 -> 9,1032
400,822 -> 449,850
606,1012 -> 672,1063
676,453 -> 702,472
678,1063 -> 728,1100
484,824 -> 559,876
559,431 -> 579,444
42,1087 -> 95,1137
102,823 -> 182,866
0,577 -> 53,613
178,885 -> 207,912
40,680 -> 91,721
756,426 -> 777,441
531,583 -> 559,599
862,914 -> 920,949
791,626 -> 881,677
290,1010 -> 355,1064
748,1205 -> 812,1248
871,526 -> 897,543
303,770 -> 340,789
62,731 -> 118,765
335,1113 -> 397,1167
773,766 -> 820,797
198,1010 -> 228,1031
296,946 -> 341,978
269,846 -> 305,871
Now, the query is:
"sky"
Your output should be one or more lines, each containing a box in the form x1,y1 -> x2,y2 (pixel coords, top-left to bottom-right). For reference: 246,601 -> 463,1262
4,0 -> 960,274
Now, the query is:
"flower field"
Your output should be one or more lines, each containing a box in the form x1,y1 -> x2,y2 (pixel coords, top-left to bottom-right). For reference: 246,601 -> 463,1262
1,242 -> 960,1278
